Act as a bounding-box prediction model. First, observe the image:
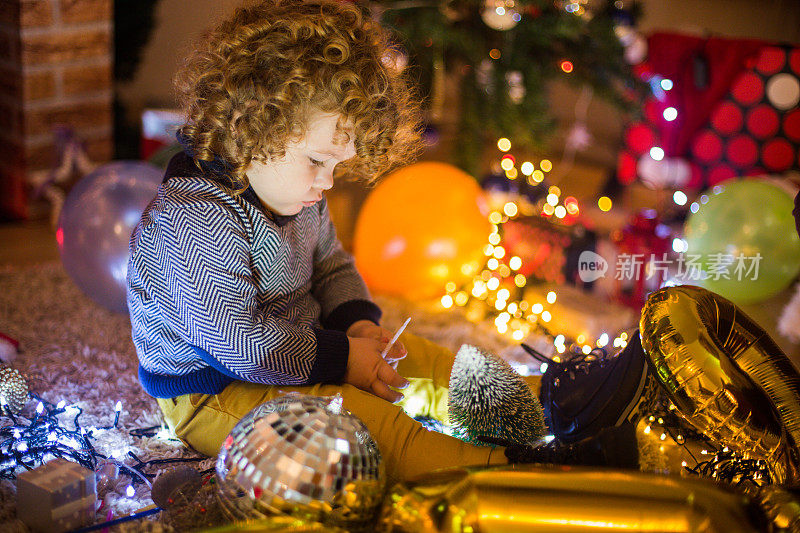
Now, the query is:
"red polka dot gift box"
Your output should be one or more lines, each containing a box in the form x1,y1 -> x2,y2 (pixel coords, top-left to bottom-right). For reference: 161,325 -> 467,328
618,33 -> 800,189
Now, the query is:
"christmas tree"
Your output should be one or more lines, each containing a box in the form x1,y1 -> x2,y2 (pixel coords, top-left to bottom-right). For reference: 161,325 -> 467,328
375,0 -> 645,173
448,344 -> 547,445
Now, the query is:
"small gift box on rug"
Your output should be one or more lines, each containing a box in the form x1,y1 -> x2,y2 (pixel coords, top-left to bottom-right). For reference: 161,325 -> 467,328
17,458 -> 97,532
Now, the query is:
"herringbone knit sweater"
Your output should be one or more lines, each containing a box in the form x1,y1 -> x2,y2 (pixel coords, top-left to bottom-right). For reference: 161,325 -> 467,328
127,153 -> 380,398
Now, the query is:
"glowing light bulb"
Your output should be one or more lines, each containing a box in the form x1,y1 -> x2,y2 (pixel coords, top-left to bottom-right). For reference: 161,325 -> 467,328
541,311 -> 551,322
514,274 -> 526,287
598,196 -> 612,212
649,146 -> 665,161
540,159 -> 553,172
597,333 -> 609,347
673,190 -> 687,206
520,161 -> 534,175
126,485 -> 135,498
57,400 -> 67,410
455,292 -> 469,306
531,170 -> 545,183
546,194 -> 559,206
532,303 -> 544,314
663,107 -> 678,121
546,291 -> 557,304
497,138 -> 511,151
503,202 -> 518,217
661,78 -> 674,90
500,157 -> 514,171
441,295 -> 453,308
492,247 -> 506,259
509,256 -> 522,270
554,205 -> 566,218
36,402 -> 44,415
560,60 -> 574,73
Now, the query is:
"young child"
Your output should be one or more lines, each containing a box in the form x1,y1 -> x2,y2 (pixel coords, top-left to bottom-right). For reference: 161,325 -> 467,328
127,0 -> 644,484
126,0 -> 518,484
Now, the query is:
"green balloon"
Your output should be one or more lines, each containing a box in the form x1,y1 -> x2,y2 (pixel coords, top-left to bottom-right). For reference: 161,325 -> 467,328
684,180 -> 800,304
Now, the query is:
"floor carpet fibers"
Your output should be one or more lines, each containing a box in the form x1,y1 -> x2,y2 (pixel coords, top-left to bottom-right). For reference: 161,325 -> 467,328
0,262 -> 521,531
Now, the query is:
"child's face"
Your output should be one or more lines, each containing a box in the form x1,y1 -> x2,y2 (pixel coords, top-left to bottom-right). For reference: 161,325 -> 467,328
246,111 -> 356,216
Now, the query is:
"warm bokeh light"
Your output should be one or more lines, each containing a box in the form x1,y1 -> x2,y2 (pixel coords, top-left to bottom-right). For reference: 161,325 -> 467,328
489,48 -> 501,59
560,60 -> 574,73
598,196 -> 612,211
520,161 -> 534,175
503,202 -> 518,217
540,159 -> 553,172
497,138 -> 511,151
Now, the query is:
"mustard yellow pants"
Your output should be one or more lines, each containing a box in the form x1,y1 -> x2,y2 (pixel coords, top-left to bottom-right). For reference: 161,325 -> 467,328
156,333 -> 540,484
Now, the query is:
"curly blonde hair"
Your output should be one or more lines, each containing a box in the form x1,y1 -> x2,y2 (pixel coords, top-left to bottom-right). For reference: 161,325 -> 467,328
174,0 -> 422,192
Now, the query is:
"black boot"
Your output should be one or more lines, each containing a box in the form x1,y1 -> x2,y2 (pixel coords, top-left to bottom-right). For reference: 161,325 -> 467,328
503,423 -> 640,469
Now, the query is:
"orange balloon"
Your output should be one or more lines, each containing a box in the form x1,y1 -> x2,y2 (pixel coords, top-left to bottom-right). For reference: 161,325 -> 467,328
354,162 -> 490,301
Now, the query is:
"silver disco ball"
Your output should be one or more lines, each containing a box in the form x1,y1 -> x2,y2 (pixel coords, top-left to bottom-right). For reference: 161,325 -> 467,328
215,394 -> 385,529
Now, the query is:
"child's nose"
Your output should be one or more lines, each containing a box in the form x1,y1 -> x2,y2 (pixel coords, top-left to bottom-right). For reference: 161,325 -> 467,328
315,169 -> 334,190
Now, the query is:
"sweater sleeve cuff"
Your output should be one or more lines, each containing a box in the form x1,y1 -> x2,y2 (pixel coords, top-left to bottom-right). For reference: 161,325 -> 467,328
307,328 -> 349,384
322,299 -> 382,333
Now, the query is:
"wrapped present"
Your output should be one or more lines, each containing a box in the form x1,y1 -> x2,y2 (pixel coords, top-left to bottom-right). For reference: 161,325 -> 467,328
17,458 -> 97,533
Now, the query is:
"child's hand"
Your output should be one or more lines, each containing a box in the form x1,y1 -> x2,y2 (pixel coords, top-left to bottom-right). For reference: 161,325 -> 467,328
346,320 -> 407,369
345,337 -> 410,403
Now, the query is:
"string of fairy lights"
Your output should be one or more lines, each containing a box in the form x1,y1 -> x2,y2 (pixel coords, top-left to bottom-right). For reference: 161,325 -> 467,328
0,388 -> 211,529
439,137 -> 628,360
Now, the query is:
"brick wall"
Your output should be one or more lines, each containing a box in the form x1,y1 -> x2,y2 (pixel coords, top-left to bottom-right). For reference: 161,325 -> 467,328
0,0 -> 113,220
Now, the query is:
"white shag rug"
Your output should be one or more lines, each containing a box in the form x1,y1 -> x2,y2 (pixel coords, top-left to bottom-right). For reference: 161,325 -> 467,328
0,261 -> 525,531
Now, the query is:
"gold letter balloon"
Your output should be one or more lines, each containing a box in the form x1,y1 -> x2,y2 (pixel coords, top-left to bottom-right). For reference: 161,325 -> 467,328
353,162 -> 491,301
639,285 -> 800,485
